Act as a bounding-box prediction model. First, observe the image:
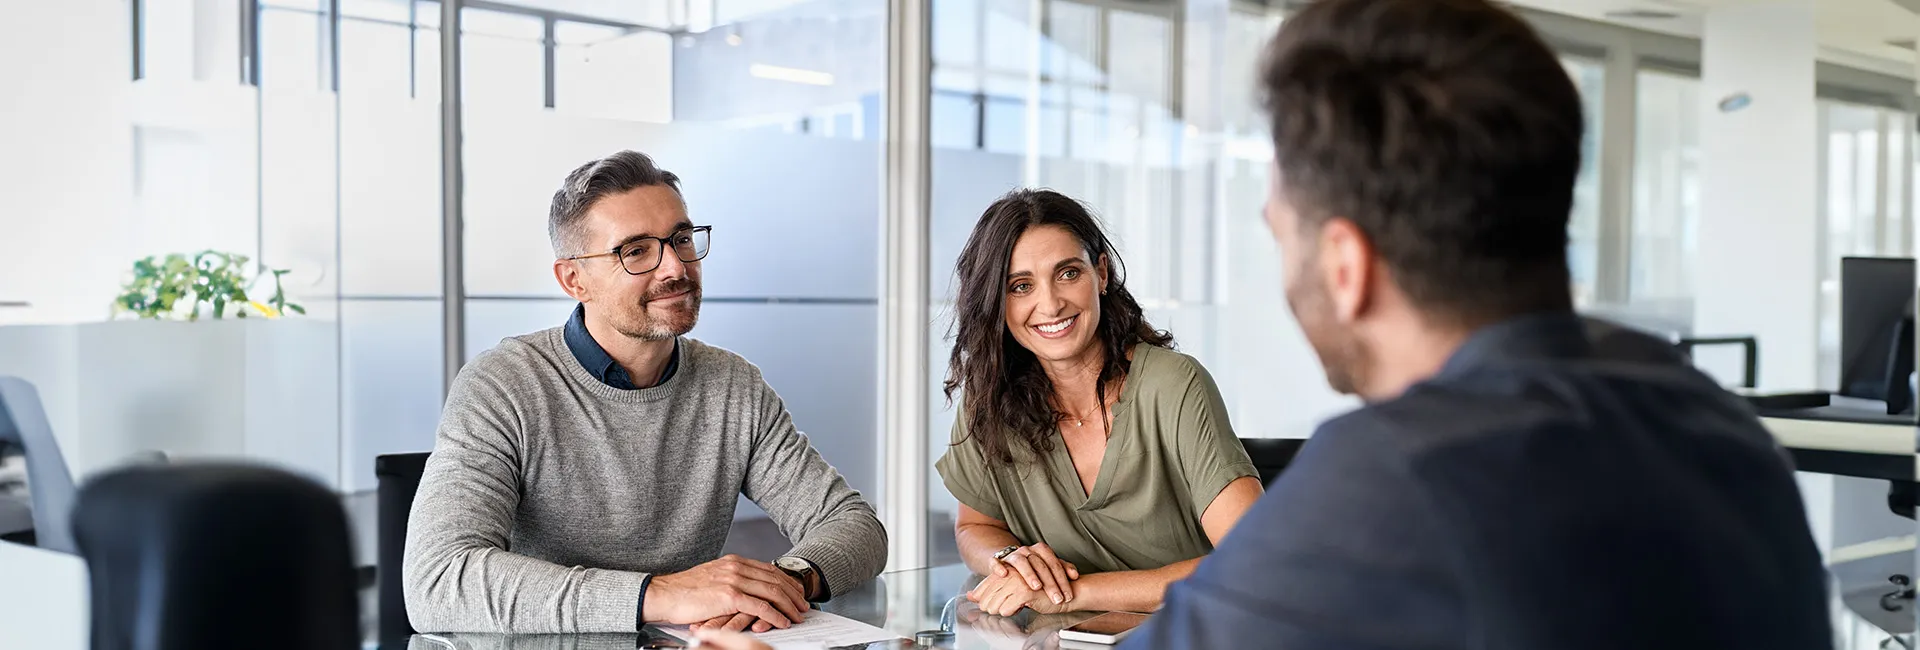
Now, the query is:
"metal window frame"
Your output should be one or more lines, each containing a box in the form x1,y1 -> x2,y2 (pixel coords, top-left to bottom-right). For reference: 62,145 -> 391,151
132,0 -> 146,80
882,0 -> 933,573
242,0 -> 262,85
441,0 -> 466,396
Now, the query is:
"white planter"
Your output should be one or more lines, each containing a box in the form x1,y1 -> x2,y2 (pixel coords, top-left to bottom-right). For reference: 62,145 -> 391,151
0,319 -> 340,489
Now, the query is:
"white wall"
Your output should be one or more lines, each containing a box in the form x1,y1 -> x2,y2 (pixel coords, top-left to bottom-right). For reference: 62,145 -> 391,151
1695,2 -> 1822,390
0,0 -> 134,326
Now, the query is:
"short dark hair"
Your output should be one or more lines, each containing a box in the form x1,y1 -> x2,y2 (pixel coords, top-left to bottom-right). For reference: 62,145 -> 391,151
1261,0 -> 1582,324
549,150 -> 682,256
943,189 -> 1173,469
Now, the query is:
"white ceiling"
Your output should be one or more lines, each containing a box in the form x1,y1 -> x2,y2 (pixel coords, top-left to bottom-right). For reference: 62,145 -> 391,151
1510,0 -> 1920,77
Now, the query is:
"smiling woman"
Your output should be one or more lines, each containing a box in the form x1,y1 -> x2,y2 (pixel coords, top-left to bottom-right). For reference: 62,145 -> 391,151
934,189 -> 1264,616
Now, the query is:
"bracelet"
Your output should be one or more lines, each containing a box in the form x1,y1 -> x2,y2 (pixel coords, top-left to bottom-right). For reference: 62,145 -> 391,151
991,545 -> 1021,562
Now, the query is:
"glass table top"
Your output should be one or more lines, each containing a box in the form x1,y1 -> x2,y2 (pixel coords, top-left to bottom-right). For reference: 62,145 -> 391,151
405,564 -> 1106,650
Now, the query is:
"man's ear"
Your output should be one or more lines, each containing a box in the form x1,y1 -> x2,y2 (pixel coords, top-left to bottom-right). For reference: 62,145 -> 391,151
1317,217 -> 1375,323
554,259 -> 591,302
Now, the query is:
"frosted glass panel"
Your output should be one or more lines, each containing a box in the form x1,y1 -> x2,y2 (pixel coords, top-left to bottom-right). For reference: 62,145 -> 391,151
462,8 -> 545,112
340,18 -> 415,100
341,98 -> 442,296
555,31 -> 674,123
343,0 -> 413,21
1629,69 -> 1701,307
260,8 -> 324,92
129,81 -> 261,262
465,299 -> 574,361
464,115 -> 880,300
342,299 -> 444,491
463,298 -> 880,502
260,88 -> 340,300
933,0 -> 980,69
929,149 -> 1025,300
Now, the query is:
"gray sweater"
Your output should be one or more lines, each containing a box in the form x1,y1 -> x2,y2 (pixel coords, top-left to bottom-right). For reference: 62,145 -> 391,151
402,328 -> 888,633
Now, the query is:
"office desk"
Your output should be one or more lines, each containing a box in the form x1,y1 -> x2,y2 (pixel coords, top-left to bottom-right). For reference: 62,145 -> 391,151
405,564 -> 1102,650
1761,410 -> 1914,482
0,540 -> 88,649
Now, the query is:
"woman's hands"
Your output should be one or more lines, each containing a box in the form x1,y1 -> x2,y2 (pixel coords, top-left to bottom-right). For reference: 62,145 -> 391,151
989,543 -> 1081,607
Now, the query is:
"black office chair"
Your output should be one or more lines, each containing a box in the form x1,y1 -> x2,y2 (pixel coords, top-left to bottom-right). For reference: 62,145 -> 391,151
71,463 -> 359,650
1239,437 -> 1307,487
376,451 -> 431,645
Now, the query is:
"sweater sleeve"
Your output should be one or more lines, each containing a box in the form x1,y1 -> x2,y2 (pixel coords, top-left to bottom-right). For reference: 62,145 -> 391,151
401,356 -> 649,633
739,369 -> 889,600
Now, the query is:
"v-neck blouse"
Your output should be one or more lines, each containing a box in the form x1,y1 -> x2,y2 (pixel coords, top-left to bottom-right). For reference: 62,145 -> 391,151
935,344 -> 1258,573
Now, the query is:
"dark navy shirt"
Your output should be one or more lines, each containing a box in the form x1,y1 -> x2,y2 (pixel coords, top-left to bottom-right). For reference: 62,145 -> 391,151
563,303 -> 678,390
1123,313 -> 1832,650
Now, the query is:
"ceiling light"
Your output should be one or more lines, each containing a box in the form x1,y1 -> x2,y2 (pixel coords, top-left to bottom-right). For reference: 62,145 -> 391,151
749,64 -> 835,86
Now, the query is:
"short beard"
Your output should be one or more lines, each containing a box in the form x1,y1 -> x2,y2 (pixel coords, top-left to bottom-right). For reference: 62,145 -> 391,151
616,278 -> 702,342
1285,261 -> 1370,396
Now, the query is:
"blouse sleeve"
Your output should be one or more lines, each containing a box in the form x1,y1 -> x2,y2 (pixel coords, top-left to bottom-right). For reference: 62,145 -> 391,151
934,413 -> 1009,521
1172,360 -> 1259,513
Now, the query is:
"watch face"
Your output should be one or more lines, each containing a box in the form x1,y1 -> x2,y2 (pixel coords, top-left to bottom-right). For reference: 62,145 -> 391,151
775,556 -> 810,573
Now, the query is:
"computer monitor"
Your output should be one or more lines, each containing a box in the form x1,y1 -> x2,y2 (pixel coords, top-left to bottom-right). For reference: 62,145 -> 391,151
1838,256 -> 1916,413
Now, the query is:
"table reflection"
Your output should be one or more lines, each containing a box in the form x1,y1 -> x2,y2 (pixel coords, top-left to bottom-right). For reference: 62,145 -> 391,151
404,565 -> 1107,650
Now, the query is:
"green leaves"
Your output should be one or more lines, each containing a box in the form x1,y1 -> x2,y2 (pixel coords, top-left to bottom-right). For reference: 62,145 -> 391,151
112,250 -> 306,321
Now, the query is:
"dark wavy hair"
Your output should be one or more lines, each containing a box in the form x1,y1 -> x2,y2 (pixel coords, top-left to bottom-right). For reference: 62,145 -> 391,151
943,189 -> 1173,469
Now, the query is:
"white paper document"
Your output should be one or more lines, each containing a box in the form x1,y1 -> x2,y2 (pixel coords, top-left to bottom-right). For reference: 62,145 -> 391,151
663,611 -> 900,649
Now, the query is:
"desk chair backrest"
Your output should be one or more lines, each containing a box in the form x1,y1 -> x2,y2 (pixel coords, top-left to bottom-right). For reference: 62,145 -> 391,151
0,376 -> 76,553
376,451 -> 431,645
72,463 -> 358,650
1239,437 -> 1307,487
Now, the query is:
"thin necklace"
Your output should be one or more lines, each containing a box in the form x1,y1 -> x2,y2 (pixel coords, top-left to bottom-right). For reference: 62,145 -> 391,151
1065,394 -> 1113,428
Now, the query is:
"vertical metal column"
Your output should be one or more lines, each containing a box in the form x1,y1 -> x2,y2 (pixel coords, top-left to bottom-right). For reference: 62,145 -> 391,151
327,0 -> 342,92
240,0 -> 261,85
882,0 -> 933,572
132,0 -> 146,80
442,0 -> 467,396
1595,45 -> 1639,305
542,17 -> 557,109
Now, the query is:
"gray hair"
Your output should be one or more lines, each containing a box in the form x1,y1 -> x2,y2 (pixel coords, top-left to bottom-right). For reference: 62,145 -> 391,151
549,150 -> 683,257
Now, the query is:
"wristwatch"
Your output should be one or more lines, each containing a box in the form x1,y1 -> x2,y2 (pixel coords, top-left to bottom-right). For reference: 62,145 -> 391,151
991,545 -> 1021,562
774,555 -> 822,601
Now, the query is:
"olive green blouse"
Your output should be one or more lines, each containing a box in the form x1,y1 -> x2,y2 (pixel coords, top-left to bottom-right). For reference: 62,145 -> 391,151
935,344 -> 1258,574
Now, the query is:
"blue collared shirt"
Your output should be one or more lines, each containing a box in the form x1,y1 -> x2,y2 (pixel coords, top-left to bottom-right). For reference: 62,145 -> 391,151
563,303 -> 678,390
1123,313 -> 1831,650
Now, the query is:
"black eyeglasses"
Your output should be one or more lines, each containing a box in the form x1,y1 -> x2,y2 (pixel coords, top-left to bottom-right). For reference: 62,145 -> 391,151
565,226 -> 712,275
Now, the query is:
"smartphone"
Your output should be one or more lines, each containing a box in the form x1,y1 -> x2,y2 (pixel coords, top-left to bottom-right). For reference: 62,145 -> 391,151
1056,611 -> 1149,645
636,626 -> 690,649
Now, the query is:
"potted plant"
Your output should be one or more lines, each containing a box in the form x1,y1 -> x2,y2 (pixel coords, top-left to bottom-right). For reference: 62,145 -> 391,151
112,251 -> 305,322
14,251 -> 342,488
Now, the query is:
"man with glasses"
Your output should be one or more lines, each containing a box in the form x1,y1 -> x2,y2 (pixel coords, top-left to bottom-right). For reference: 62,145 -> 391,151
404,150 -> 887,634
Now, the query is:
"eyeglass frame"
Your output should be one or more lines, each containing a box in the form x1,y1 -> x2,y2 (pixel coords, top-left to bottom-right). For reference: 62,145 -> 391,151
562,225 -> 713,275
